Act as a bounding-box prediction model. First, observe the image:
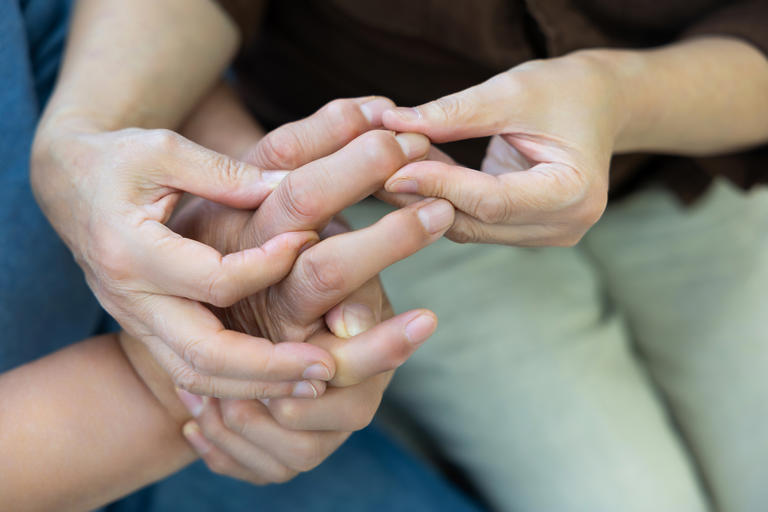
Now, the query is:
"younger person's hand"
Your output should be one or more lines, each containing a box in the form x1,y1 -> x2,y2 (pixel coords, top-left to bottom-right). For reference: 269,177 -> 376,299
381,53 -> 619,246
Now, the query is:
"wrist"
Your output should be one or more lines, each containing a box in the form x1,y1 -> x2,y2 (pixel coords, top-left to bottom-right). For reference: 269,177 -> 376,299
118,331 -> 193,426
564,48 -> 649,153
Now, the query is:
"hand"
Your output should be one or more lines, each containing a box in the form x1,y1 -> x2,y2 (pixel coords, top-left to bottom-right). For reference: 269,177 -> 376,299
169,97 -> 455,397
30,124 -> 335,397
380,53 -> 621,246
169,96 -> 453,483
175,284 -> 437,484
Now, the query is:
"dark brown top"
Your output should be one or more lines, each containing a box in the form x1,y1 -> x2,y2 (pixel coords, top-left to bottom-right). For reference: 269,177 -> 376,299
220,0 -> 768,204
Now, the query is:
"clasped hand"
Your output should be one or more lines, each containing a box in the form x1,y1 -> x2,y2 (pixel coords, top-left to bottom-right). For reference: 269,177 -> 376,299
165,97 -> 453,483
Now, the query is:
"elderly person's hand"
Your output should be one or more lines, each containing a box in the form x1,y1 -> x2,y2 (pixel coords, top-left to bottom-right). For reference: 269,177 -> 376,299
380,53 -> 618,246
30,121 -> 340,398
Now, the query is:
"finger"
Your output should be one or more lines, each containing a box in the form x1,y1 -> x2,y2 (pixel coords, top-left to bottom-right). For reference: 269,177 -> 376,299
373,146 -> 454,207
447,210 -> 583,246
218,399 -> 348,472
324,277 -> 384,339
132,224 -> 318,307
182,420 -> 273,485
245,96 -> 396,170
276,198 -> 454,328
249,130 -> 431,244
193,402 -> 298,483
385,160 -> 511,224
268,373 -> 392,432
149,130 -> 289,208
136,294 -> 335,383
381,73 -> 513,142
143,334 -> 328,399
318,309 -> 436,387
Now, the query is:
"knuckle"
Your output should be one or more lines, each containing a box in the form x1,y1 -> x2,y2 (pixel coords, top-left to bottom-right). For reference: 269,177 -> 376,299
270,400 -> 302,429
181,339 -> 216,375
146,129 -> 181,153
301,250 -> 346,294
211,153 -> 248,185
288,434 -> 324,472
474,193 -> 511,224
322,99 -> 366,141
357,130 -> 400,169
578,192 -> 607,227
204,270 -> 237,308
268,465 -> 299,484
89,231 -> 132,281
446,221 -> 478,244
258,129 -> 303,170
171,365 -> 206,394
279,175 -> 324,223
221,401 -> 255,434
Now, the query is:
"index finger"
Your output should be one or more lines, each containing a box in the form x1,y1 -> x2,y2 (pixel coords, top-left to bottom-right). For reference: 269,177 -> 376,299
136,293 -> 336,384
248,130 -> 430,245
245,96 -> 395,170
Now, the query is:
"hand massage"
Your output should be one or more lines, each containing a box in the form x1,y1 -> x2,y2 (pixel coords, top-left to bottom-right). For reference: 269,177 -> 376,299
2,0 -> 768,511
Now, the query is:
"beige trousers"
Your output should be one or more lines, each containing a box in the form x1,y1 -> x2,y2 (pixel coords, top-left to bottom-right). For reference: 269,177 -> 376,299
345,179 -> 768,512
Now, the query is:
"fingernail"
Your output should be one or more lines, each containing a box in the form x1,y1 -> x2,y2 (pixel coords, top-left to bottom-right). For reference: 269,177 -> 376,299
387,178 -> 419,194
391,107 -> 421,122
176,387 -> 205,417
182,420 -> 212,455
292,381 -> 318,399
262,170 -> 290,189
341,303 -> 376,338
360,97 -> 395,123
417,199 -> 454,234
303,363 -> 331,381
404,313 -> 436,345
395,133 -> 429,160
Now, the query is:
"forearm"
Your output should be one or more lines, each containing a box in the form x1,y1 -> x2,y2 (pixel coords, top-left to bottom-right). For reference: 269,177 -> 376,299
40,0 -> 239,134
581,37 -> 768,155
0,334 -> 194,511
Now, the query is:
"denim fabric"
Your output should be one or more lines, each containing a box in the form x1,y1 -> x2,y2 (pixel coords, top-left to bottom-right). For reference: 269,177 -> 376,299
0,2 -> 481,510
108,426 -> 482,512
345,180 -> 768,512
0,0 -> 102,372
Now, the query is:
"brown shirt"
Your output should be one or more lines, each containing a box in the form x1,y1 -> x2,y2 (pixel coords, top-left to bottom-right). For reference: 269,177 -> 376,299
221,0 -> 768,204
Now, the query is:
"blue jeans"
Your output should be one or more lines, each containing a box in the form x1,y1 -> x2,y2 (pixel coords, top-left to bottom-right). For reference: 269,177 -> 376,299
0,2 -> 482,510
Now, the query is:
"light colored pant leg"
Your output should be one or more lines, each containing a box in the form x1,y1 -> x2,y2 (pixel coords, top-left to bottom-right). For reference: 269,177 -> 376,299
344,199 -> 709,512
583,180 -> 768,512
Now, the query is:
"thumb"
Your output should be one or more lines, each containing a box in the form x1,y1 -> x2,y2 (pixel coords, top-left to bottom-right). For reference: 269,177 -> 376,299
160,134 -> 289,209
382,73 -> 512,143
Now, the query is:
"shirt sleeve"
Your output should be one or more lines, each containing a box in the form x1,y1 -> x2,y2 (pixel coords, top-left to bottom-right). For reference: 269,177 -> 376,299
682,0 -> 768,58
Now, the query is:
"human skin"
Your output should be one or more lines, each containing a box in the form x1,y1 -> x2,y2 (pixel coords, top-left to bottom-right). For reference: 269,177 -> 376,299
31,0 -> 330,397
2,102 -> 454,510
171,84 -> 456,475
381,37 -> 768,245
